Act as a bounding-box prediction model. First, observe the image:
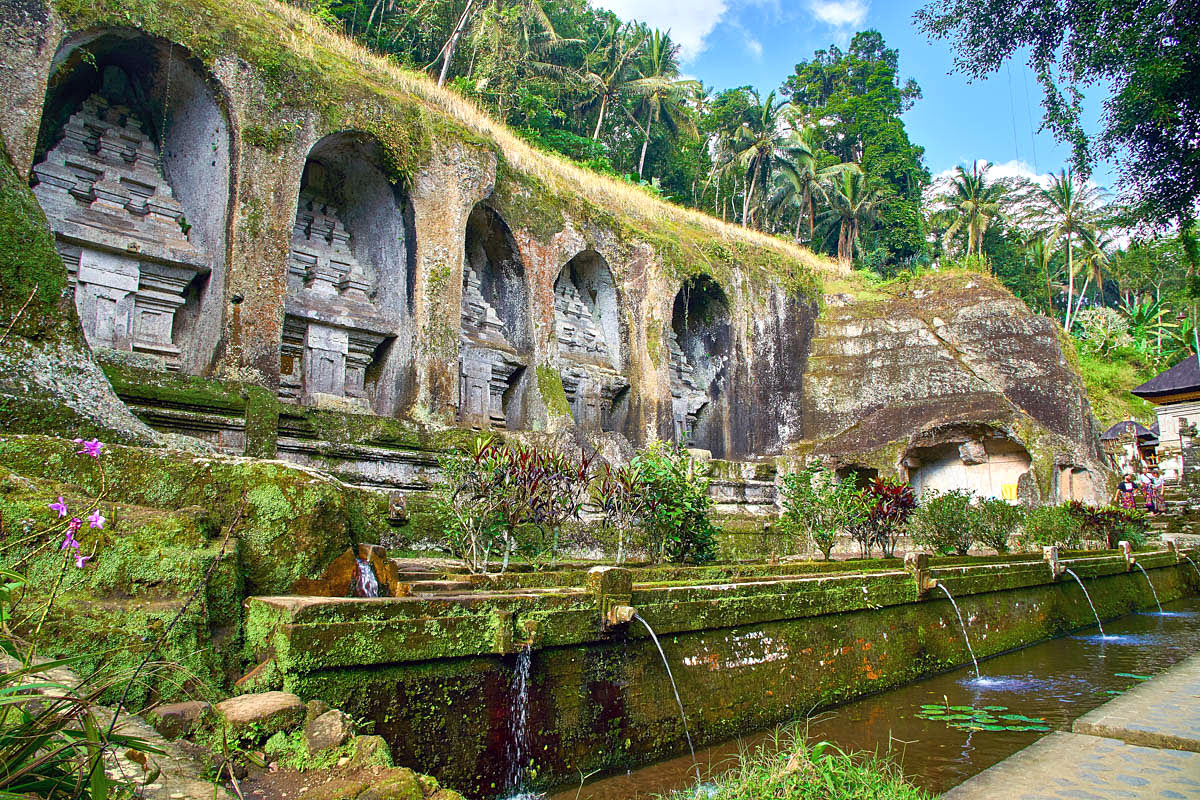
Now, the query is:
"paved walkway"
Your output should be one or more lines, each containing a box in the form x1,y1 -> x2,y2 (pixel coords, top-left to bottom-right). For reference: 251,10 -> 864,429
944,654 -> 1200,799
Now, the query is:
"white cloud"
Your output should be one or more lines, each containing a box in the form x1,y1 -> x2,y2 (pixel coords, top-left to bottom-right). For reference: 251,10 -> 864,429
807,0 -> 867,28
932,159 -> 1052,190
590,0 -> 730,61
745,36 -> 764,59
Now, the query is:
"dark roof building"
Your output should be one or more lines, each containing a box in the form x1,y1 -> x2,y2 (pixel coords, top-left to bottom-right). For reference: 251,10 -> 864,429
1100,420 -> 1157,443
1132,357 -> 1200,404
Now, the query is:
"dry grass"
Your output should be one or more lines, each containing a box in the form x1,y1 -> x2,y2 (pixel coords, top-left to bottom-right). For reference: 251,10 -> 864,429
262,0 -> 843,278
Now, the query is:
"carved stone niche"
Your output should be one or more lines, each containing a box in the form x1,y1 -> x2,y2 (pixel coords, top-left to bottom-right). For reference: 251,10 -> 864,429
669,327 -> 708,441
553,276 -> 627,431
459,266 -> 523,428
31,95 -> 209,370
281,189 -> 392,410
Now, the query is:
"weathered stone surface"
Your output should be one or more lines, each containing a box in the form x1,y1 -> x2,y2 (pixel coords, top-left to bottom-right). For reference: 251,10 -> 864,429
348,735 -> 394,768
305,709 -> 355,755
298,777 -> 371,800
355,768 -> 422,800
148,700 -> 212,740
216,691 -> 304,739
1071,652 -> 1200,751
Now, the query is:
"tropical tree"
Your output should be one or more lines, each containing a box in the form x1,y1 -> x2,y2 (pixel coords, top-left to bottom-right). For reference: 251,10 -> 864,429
942,161 -> 1005,257
1023,234 -> 1056,312
728,89 -> 793,228
625,30 -> 700,177
1028,169 -> 1103,331
768,127 -> 860,243
818,170 -> 883,268
578,20 -> 646,140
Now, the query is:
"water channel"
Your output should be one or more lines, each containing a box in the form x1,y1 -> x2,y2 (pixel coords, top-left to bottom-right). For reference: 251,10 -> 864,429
548,595 -> 1200,799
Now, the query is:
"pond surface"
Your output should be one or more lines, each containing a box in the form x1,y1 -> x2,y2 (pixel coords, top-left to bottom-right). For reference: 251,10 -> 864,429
547,595 -> 1200,800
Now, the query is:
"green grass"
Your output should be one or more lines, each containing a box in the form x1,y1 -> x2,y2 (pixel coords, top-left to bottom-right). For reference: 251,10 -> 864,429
1075,347 -> 1158,428
656,729 -> 934,800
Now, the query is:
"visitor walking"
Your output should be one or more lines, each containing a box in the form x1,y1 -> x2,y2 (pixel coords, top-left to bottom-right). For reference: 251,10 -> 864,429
1149,468 -> 1165,514
1117,473 -> 1140,510
1138,471 -> 1154,512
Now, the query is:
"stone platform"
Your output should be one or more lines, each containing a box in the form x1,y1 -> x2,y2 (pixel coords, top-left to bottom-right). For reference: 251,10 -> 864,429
945,654 -> 1200,799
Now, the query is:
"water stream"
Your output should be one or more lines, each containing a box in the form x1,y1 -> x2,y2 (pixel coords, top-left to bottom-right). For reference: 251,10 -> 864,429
1134,561 -> 1163,612
1186,555 -> 1200,582
505,645 -> 534,796
938,583 -> 980,679
550,596 -> 1200,800
633,614 -> 698,772
355,558 -> 380,598
1063,568 -> 1105,636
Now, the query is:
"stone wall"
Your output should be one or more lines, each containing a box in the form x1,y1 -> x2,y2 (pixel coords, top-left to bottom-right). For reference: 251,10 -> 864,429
0,0 -> 1108,501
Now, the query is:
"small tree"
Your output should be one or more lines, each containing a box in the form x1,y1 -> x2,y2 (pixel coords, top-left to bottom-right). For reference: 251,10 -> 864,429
1018,504 -> 1084,551
910,489 -> 979,556
853,478 -> 917,558
975,499 -> 1023,553
778,464 -> 867,560
633,442 -> 717,564
592,464 -> 655,564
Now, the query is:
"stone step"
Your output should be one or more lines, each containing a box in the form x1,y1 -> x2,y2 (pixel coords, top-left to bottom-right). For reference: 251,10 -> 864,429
408,580 -> 474,593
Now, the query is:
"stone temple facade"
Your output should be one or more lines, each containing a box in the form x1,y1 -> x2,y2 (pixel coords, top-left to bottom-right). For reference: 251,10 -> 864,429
554,275 -> 627,431
31,94 -> 208,370
459,265 -> 523,429
282,188 -> 392,410
668,328 -> 708,443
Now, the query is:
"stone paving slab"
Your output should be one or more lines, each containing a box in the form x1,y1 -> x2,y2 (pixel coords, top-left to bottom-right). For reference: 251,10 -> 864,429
943,730 -> 1200,800
1071,654 -> 1200,752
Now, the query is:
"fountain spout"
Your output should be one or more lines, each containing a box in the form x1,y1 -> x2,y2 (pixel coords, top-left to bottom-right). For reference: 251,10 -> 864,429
937,583 -> 980,680
1043,546 -> 1065,579
1118,540 -> 1135,571
1063,568 -> 1105,636
905,552 -> 938,598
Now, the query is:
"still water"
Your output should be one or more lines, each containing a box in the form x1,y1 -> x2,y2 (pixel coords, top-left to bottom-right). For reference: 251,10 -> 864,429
548,595 -> 1200,799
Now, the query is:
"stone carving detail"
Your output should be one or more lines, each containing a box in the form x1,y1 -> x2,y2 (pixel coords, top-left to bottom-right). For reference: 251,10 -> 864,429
31,94 -> 209,369
554,278 -> 627,430
459,266 -> 523,427
669,328 -> 708,441
282,190 -> 391,408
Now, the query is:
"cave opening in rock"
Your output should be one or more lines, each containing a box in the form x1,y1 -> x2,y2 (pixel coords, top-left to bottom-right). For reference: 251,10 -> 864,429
553,249 -> 627,432
903,431 -> 1032,501
460,204 -> 531,430
670,274 -> 731,456
30,31 -> 232,375
281,132 -> 411,415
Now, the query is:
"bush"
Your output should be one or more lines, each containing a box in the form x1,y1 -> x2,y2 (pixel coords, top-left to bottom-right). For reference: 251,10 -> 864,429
910,489 -> 978,556
851,478 -> 917,558
1019,504 -> 1084,550
631,442 -> 717,564
1065,501 -> 1148,549
975,498 -> 1024,553
778,464 -> 868,560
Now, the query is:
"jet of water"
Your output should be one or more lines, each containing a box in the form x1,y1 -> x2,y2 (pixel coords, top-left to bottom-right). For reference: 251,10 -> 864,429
1134,562 -> 1163,613
355,558 -> 380,598
505,645 -> 534,794
1064,568 -> 1105,636
1185,555 -> 1200,583
937,584 -> 980,679
633,613 -> 699,777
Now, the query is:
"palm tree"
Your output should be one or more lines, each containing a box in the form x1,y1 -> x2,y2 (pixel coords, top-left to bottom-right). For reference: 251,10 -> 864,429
578,21 -> 646,140
817,170 -> 882,268
729,89 -> 793,229
942,161 -> 1005,257
625,30 -> 700,177
1028,169 -> 1103,331
768,126 -> 860,243
1023,234 -> 1056,312
432,0 -> 567,87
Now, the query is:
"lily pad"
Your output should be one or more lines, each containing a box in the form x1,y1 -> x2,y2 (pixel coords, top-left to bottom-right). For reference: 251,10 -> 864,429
1114,673 -> 1150,681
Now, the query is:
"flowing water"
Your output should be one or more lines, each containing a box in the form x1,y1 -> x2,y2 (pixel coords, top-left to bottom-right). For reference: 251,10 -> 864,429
633,614 -> 698,771
1186,555 -> 1200,582
1135,562 -> 1163,612
938,583 -> 980,679
505,645 -> 534,797
355,558 -> 380,598
548,596 -> 1200,800
1063,568 -> 1105,636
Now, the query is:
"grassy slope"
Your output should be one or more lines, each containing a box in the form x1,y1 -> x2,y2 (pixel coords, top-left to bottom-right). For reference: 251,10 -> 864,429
1075,348 -> 1158,428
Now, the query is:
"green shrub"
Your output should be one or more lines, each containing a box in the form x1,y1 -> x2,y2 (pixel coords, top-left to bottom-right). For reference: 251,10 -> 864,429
976,498 -> 1024,553
910,489 -> 979,556
632,442 -> 717,564
851,478 -> 917,558
1020,504 -> 1084,550
1065,501 -> 1148,548
778,464 -> 867,560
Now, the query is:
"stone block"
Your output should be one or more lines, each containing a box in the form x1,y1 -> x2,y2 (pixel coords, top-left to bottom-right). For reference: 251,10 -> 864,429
348,734 -> 393,768
356,768 -> 423,800
304,709 -> 354,755
148,700 -> 212,739
215,691 -> 304,740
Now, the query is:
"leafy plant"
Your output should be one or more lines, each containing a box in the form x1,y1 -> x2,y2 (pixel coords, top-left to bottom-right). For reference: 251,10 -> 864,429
1019,504 -> 1084,550
851,478 -> 917,558
910,489 -> 978,556
1074,307 -> 1133,355
592,464 -> 655,564
631,442 -> 717,564
915,702 -> 1049,733
975,498 -> 1024,553
778,464 -> 867,560
1065,501 -> 1147,549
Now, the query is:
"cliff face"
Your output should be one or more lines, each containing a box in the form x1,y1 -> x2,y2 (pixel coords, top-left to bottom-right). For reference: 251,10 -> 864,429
0,0 -> 1108,500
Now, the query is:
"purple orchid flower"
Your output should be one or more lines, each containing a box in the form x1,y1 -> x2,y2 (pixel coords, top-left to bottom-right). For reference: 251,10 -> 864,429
87,509 -> 105,530
49,497 -> 68,518
61,529 -> 79,551
74,552 -> 92,569
73,438 -> 103,458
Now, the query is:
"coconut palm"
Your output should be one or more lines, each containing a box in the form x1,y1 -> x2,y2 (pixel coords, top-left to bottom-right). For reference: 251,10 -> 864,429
768,127 -> 860,243
625,30 -> 700,177
1023,234 -> 1056,312
1028,169 -> 1103,331
578,21 -> 646,140
942,161 -> 1006,257
729,89 -> 794,229
817,170 -> 883,268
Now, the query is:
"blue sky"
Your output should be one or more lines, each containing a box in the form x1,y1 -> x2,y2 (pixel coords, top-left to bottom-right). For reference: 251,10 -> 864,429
591,0 -> 1117,189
